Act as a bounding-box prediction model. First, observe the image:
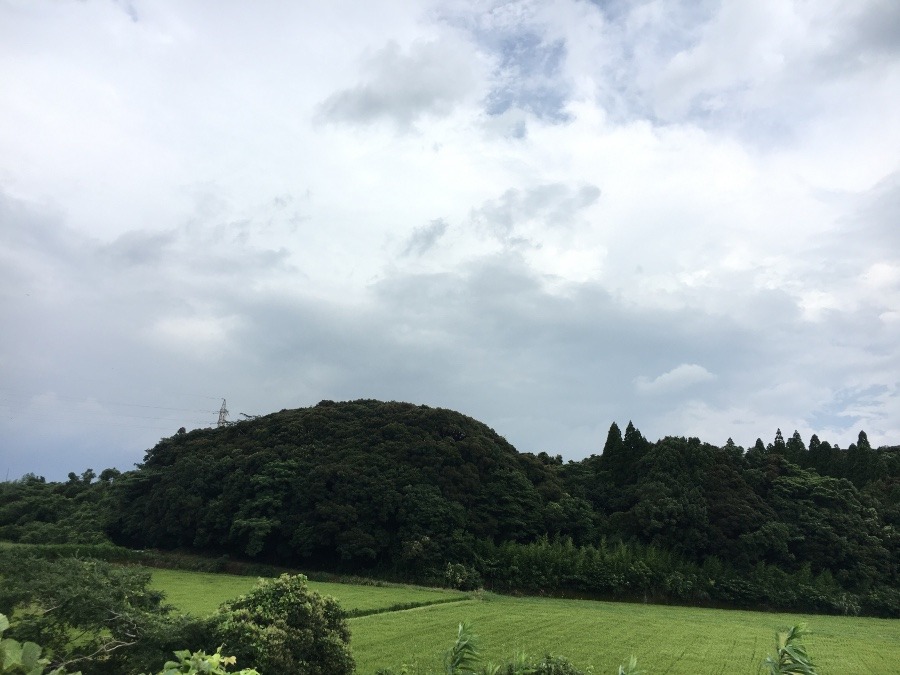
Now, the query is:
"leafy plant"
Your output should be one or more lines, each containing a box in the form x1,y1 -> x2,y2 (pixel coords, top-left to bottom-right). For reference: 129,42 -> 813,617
0,614 -> 76,675
763,625 -> 818,675
420,621 -> 618,674
149,648 -> 258,675
444,621 -> 481,675
0,554 -> 185,674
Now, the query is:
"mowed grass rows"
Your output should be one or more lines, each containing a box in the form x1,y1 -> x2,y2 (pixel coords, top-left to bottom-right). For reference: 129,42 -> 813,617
349,596 -> 900,674
150,569 -> 900,674
149,568 -> 468,616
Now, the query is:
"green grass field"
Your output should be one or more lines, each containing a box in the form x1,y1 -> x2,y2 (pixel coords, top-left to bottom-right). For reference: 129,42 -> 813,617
151,569 -> 900,674
148,568 -> 468,616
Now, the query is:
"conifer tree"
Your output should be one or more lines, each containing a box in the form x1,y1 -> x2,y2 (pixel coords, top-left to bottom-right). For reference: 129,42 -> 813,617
785,430 -> 806,464
773,428 -> 786,454
602,422 -> 624,458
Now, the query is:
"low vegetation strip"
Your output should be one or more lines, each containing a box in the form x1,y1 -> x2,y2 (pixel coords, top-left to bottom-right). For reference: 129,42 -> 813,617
349,593 -> 900,674
346,596 -> 470,618
0,541 -> 147,561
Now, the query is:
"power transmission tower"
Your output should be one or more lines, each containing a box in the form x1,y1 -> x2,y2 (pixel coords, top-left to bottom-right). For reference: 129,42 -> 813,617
217,399 -> 229,427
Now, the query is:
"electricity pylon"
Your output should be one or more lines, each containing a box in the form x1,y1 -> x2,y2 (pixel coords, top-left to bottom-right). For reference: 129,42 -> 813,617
217,399 -> 229,427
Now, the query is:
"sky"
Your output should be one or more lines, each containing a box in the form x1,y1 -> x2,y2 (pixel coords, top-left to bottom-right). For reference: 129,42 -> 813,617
1,0 -> 899,481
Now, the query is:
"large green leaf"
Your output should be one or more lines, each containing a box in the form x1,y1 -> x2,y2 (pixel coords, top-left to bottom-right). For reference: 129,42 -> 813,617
20,641 -> 43,670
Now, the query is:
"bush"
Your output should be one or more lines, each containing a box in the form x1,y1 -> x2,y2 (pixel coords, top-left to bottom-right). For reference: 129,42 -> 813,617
862,586 -> 900,618
521,654 -> 585,674
0,613 -> 78,675
216,573 -> 354,675
146,648 -> 258,675
445,563 -> 482,591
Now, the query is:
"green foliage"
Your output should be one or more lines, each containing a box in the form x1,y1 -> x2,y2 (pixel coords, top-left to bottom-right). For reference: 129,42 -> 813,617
374,617 -> 817,675
0,472 -> 113,545
0,554 -> 162,672
445,563 -> 482,591
111,400 -> 562,568
149,567 -> 467,619
385,620 -> 608,674
0,543 -> 147,564
149,648 -> 258,675
0,555 -> 216,675
444,621 -> 480,675
3,401 -> 898,617
479,653 -> 587,674
2,559 -> 363,674
763,625 -> 818,675
216,573 -> 353,675
0,614 -> 76,675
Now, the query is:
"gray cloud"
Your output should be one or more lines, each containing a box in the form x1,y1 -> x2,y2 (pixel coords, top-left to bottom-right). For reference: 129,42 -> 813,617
113,0 -> 140,23
636,1 -> 900,141
854,171 -> 900,247
317,39 -> 480,129
829,1 -> 900,65
402,218 -> 449,257
1,193 -> 895,478
809,172 -> 900,292
1,0 -> 898,481
221,251 -> 752,459
101,229 -> 176,267
471,183 -> 601,243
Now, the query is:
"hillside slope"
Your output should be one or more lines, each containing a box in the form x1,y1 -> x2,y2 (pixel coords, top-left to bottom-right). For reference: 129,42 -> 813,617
111,399 -> 571,568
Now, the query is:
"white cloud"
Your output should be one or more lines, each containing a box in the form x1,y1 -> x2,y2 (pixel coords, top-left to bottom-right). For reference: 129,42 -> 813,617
861,261 -> 900,290
150,315 -> 241,358
317,36 -> 488,129
1,0 -> 899,478
635,363 -> 716,395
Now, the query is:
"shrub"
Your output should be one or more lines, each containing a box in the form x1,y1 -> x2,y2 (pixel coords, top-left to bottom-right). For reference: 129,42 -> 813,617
0,613 -> 78,675
445,563 -> 482,591
146,648 -> 258,675
216,573 -> 354,675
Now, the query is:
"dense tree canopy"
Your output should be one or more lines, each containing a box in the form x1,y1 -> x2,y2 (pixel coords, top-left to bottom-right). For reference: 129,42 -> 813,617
105,400 -> 572,570
1,399 -> 898,615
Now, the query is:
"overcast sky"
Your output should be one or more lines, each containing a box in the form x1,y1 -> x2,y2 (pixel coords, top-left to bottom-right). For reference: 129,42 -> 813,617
2,0 -> 899,480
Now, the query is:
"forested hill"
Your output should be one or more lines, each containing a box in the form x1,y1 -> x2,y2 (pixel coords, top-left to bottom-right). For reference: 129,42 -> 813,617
111,399 -> 566,564
2,398 -> 899,615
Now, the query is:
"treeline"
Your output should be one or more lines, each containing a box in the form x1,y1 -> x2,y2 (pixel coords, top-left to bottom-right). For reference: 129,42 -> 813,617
465,537 -> 896,616
1,399 -> 898,615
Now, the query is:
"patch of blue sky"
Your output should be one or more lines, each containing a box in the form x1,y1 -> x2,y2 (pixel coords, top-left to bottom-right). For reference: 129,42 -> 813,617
807,384 -> 892,436
484,32 -> 571,122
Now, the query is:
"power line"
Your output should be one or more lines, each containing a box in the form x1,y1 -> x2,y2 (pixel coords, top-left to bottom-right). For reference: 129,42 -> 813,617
0,388 -> 219,414
0,422 -> 214,435
0,402 -> 213,423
